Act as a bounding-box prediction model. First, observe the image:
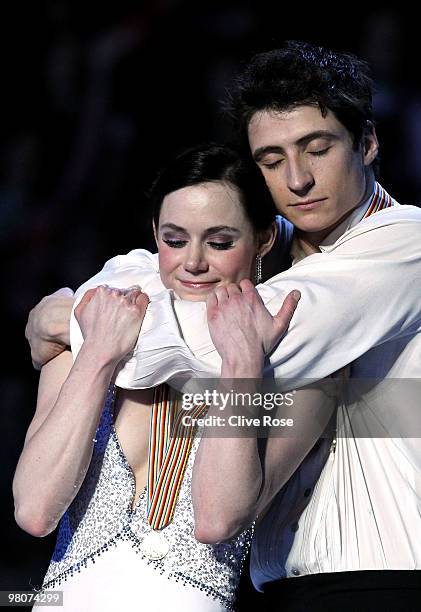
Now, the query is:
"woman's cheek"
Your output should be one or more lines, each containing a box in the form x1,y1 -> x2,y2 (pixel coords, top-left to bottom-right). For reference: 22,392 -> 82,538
216,247 -> 253,282
158,246 -> 180,285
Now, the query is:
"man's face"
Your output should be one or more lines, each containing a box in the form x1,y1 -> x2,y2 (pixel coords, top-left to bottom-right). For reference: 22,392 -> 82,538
248,105 -> 378,239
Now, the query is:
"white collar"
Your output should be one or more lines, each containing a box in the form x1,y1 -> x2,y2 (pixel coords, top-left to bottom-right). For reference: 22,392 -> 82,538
291,182 -> 398,263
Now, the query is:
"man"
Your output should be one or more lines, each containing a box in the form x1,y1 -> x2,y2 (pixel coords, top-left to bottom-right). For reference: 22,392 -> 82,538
192,41 -> 421,610
26,42 -> 421,610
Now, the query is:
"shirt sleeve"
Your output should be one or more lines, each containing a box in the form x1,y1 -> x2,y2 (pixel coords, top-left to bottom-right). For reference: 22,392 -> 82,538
69,208 -> 421,390
252,207 -> 421,386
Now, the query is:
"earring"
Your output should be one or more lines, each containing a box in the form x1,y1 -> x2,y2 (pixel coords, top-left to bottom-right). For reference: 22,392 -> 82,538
255,254 -> 262,285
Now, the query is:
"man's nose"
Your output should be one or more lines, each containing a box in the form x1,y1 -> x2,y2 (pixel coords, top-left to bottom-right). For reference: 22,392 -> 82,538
286,157 -> 315,195
183,243 -> 209,274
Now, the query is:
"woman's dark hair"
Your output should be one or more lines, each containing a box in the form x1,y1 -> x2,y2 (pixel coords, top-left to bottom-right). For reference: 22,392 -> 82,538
228,40 -> 375,151
149,142 -> 277,234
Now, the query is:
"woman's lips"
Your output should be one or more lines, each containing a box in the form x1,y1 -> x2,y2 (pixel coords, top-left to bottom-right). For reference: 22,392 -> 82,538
178,280 -> 218,290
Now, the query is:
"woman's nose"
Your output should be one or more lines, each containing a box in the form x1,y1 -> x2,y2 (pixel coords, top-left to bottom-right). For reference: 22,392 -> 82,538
183,244 -> 209,274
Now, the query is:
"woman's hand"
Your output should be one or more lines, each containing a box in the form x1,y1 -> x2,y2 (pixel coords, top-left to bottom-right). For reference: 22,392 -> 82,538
75,285 -> 149,366
25,288 -> 75,370
206,279 -> 300,377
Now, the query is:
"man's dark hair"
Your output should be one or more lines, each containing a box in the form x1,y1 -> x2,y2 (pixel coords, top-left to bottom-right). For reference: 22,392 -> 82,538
229,40 -> 375,150
149,142 -> 276,233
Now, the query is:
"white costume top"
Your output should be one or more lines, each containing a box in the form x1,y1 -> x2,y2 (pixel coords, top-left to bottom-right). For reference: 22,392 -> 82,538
35,388 -> 252,611
67,184 -> 421,588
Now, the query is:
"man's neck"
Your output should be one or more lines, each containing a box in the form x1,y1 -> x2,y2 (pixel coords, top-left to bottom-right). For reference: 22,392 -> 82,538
295,207 -> 357,249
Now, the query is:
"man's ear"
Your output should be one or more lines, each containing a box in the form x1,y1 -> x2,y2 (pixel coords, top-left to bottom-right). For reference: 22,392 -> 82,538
152,220 -> 159,249
258,221 -> 278,258
363,121 -> 379,167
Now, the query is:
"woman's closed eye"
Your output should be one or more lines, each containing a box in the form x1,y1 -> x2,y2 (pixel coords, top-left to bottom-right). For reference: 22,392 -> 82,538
163,239 -> 187,248
163,239 -> 234,250
207,240 -> 234,250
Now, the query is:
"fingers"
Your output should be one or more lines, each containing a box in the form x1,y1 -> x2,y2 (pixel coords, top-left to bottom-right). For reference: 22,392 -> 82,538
238,278 -> 255,293
119,286 -> 149,317
206,291 -> 217,309
211,282 -> 254,308
133,291 -> 150,319
226,283 -> 242,298
213,286 -> 229,305
77,284 -> 148,315
75,287 -> 98,320
273,290 -> 301,335
101,285 -> 149,317
238,278 -> 265,307
123,286 -> 143,304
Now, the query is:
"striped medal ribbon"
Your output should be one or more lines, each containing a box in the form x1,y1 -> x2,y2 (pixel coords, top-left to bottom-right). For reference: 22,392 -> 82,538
141,384 -> 207,558
140,182 -> 395,558
362,182 -> 395,218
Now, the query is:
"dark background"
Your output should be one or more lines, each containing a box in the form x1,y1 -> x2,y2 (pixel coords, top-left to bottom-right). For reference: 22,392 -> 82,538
1,0 -> 420,600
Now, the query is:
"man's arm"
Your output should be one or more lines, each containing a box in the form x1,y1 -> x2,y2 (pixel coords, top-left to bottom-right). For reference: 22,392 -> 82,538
192,384 -> 336,543
25,288 -> 75,369
180,210 -> 421,388
191,282 -> 336,543
29,209 -> 421,386
109,211 -> 421,389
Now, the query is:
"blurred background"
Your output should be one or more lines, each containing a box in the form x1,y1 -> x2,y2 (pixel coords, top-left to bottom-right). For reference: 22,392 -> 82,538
2,0 -> 420,600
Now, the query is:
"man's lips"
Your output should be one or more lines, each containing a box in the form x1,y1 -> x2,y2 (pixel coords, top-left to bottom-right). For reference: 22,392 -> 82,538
289,198 -> 327,211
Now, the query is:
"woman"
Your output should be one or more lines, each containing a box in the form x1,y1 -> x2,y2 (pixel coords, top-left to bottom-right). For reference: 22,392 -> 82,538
14,143 -> 301,611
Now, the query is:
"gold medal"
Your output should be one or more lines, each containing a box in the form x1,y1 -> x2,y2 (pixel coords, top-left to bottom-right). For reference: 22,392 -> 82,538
140,530 -> 170,560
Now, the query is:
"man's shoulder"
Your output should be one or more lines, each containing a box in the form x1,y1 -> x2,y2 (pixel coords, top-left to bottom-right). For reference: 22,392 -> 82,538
372,203 -> 421,220
319,205 -> 421,259
342,204 -> 421,239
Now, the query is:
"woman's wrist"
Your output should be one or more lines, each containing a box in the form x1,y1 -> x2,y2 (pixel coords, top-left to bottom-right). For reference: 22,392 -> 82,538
77,339 -> 123,371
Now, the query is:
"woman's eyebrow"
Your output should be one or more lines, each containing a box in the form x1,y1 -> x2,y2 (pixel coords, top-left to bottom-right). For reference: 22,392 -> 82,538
204,226 -> 240,236
160,223 -> 187,233
160,223 -> 240,236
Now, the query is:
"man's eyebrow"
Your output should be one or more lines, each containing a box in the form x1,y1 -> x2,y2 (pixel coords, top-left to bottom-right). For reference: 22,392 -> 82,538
253,130 -> 338,161
159,223 -> 240,236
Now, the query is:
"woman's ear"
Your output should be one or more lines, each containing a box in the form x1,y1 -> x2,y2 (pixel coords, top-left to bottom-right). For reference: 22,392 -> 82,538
258,221 -> 278,258
152,220 -> 159,249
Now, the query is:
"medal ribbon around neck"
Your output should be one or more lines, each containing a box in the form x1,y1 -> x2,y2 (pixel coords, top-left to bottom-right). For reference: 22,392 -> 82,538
363,182 -> 395,218
144,182 -> 395,530
146,384 -> 207,530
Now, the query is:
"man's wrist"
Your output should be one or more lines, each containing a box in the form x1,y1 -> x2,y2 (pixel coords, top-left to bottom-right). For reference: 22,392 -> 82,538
221,357 -> 264,379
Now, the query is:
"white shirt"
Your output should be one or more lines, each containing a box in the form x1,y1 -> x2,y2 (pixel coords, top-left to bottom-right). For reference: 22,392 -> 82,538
71,204 -> 421,390
70,190 -> 421,581
249,192 -> 421,588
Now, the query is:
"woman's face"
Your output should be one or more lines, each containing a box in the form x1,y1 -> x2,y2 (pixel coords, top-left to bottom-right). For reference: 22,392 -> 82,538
155,181 -> 266,301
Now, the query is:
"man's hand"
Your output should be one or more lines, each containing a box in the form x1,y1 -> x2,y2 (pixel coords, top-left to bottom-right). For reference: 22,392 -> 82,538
25,288 -> 75,370
206,279 -> 301,378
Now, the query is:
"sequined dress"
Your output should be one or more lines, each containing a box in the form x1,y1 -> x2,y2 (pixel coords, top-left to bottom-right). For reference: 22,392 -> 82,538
34,389 -> 252,611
